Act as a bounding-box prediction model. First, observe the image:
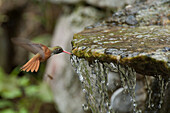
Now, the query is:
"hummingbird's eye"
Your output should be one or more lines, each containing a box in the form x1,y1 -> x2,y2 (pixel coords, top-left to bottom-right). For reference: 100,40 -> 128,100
57,48 -> 62,52
53,48 -> 63,54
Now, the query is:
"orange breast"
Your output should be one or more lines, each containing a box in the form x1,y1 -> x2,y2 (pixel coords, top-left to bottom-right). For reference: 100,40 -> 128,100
40,45 -> 51,62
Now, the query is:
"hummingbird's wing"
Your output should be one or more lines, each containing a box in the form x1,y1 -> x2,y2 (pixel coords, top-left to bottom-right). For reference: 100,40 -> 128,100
11,38 -> 45,58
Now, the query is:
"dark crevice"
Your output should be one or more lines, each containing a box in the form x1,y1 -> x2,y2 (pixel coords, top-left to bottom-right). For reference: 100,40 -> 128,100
1,5 -> 27,73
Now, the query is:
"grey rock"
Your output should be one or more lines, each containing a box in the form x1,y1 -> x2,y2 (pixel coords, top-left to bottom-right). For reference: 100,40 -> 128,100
86,0 -> 135,8
107,71 -> 121,91
125,15 -> 138,25
49,0 -> 135,8
110,88 -> 133,113
110,80 -> 146,112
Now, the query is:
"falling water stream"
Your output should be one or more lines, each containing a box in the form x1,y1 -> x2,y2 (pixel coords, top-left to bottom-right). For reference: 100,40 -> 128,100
145,75 -> 169,112
71,55 -> 169,113
113,63 -> 138,112
71,55 -> 111,113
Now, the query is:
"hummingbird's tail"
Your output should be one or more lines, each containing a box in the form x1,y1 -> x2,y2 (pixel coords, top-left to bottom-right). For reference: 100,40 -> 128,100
21,54 -> 40,72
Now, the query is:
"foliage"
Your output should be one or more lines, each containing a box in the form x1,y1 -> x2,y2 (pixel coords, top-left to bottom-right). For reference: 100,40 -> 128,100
0,67 -> 55,113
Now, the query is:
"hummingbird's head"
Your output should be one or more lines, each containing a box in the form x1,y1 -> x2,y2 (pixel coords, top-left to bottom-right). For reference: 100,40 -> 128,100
51,46 -> 71,55
52,46 -> 63,54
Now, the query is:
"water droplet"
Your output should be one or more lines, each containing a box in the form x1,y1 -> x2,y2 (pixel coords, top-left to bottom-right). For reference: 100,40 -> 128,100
101,80 -> 105,84
106,83 -> 109,86
133,103 -> 137,107
138,109 -> 142,113
158,104 -> 162,109
115,82 -> 119,86
141,42 -> 144,44
82,104 -> 89,111
136,35 -> 143,38
151,104 -> 154,107
159,100 -> 163,104
83,89 -> 86,93
79,75 -> 84,81
109,33 -> 114,36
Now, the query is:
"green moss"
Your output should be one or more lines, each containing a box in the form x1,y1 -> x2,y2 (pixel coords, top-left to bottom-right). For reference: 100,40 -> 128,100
72,26 -> 170,76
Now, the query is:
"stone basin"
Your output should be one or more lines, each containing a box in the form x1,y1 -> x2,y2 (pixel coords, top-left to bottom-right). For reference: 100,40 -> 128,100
72,25 -> 170,76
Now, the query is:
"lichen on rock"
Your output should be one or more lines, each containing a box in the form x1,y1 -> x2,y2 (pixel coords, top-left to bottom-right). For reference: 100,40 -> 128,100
72,25 -> 170,76
71,0 -> 170,113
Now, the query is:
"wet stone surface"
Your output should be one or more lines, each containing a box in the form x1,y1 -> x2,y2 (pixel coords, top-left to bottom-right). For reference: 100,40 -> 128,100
72,25 -> 170,76
71,1 -> 170,113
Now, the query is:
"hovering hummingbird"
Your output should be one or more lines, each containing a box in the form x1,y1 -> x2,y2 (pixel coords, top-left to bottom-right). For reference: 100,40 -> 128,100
12,38 -> 71,72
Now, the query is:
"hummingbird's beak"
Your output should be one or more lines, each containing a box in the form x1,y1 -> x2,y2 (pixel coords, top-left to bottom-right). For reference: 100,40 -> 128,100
63,50 -> 71,55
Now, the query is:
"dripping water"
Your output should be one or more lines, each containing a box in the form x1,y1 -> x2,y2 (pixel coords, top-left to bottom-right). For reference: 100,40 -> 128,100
71,55 -> 112,113
144,76 -> 153,109
144,75 -> 169,111
71,55 -> 139,112
157,75 -> 169,109
71,55 -> 169,113
110,63 -> 138,113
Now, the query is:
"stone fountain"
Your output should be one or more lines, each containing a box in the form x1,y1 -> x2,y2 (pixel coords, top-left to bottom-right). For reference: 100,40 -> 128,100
71,1 -> 170,113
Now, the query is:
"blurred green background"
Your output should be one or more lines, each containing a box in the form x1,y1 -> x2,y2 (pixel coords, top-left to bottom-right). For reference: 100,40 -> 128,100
0,67 -> 55,113
0,0 -> 61,112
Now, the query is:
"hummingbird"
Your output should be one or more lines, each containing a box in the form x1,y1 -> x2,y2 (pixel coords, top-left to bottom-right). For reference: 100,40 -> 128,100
12,38 -> 71,72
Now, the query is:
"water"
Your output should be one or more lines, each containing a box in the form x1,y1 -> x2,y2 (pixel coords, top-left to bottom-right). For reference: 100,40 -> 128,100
71,55 -> 169,113
114,63 -> 138,112
144,75 -> 169,111
71,55 -> 111,113
144,76 -> 153,109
